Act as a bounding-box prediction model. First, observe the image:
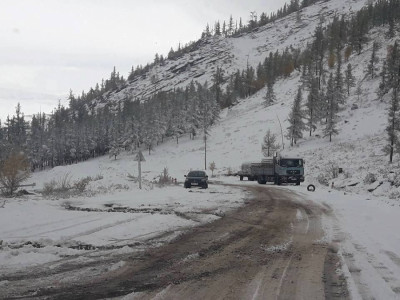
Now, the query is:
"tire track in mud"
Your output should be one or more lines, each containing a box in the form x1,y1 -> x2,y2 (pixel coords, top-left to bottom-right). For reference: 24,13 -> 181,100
1,184 -> 349,299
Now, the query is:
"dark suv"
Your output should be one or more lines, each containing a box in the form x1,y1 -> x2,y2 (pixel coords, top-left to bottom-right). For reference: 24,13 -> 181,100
184,170 -> 208,189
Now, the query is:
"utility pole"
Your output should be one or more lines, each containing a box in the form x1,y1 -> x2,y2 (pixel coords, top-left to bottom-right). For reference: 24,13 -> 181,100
135,150 -> 145,189
138,157 -> 142,189
276,114 -> 284,150
204,132 -> 207,170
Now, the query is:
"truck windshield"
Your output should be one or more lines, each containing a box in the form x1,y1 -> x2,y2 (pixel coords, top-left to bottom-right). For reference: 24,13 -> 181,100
280,159 -> 303,167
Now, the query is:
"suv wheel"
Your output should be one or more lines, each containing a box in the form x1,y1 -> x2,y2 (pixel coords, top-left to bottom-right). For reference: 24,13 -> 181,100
184,183 -> 191,188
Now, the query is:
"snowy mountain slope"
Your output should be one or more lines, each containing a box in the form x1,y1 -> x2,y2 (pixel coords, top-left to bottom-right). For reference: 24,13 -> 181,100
1,0 -> 400,298
106,0 -> 369,104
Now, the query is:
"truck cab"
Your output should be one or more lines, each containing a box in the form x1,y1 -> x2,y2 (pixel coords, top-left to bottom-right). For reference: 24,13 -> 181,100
275,157 -> 304,185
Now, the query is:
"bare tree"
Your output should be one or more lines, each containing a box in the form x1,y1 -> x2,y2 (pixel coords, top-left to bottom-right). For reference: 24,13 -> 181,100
209,161 -> 216,177
262,129 -> 280,157
0,152 -> 30,196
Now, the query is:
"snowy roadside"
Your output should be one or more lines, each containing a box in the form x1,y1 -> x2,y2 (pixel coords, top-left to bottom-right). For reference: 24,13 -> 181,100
223,174 -> 400,298
304,187 -> 400,299
281,181 -> 400,299
0,182 -> 248,274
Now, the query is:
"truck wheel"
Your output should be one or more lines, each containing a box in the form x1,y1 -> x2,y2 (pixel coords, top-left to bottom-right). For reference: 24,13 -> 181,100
277,178 -> 281,185
240,176 -> 243,181
184,183 -> 191,188
296,180 -> 300,186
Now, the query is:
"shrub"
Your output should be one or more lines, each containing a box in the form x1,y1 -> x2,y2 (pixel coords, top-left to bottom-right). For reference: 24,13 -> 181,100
93,174 -> 103,181
390,171 -> 400,188
58,173 -> 72,192
363,173 -> 376,185
0,152 -> 31,196
74,177 -> 91,192
388,190 -> 400,200
325,161 -> 339,179
42,180 -> 57,196
317,174 -> 329,186
156,167 -> 175,187
42,173 -> 92,198
226,167 -> 233,176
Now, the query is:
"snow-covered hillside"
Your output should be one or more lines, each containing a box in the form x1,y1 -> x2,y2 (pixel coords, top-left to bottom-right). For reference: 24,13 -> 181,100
1,0 -> 400,298
105,0 -> 368,103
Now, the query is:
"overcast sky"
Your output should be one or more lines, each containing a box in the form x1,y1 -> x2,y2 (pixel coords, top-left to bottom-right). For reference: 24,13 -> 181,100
0,0 -> 287,121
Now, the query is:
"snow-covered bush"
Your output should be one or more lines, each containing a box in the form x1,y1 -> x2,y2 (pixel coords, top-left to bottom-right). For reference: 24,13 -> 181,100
392,173 -> 400,188
385,170 -> 400,188
226,167 -> 233,176
363,173 -> 377,184
155,167 -> 176,187
58,173 -> 72,192
388,190 -> 400,200
337,142 -> 356,152
317,161 -> 340,186
93,174 -> 103,181
74,177 -> 91,192
325,161 -> 339,179
42,173 -> 94,198
317,173 -> 329,186
110,184 -> 129,191
343,170 -> 352,179
42,179 -> 58,196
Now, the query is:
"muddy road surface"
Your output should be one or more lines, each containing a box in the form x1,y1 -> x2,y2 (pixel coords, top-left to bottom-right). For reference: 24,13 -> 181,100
1,185 -> 348,299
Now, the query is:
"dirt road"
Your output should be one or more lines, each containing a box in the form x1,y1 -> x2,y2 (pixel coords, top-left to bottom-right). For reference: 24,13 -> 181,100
1,185 -> 348,299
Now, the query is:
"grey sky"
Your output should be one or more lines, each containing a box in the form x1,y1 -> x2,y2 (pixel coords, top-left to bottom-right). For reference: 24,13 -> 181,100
0,0 -> 287,121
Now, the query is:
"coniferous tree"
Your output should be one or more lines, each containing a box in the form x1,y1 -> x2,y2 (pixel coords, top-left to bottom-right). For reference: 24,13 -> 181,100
186,81 -> 200,140
379,60 -> 389,99
367,41 -> 380,78
205,24 -> 211,38
334,52 -> 346,105
305,76 -> 320,136
286,87 -> 306,146
387,41 -> 400,89
345,63 -> 356,96
264,81 -> 276,106
108,140 -> 121,160
214,21 -> 221,36
244,65 -> 255,97
323,73 -> 339,141
249,11 -> 257,29
385,87 -> 400,163
5,103 -> 28,151
29,113 -> 47,170
228,15 -> 234,36
356,82 -> 363,102
211,67 -> 225,106
312,25 -> 326,89
259,12 -> 268,26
